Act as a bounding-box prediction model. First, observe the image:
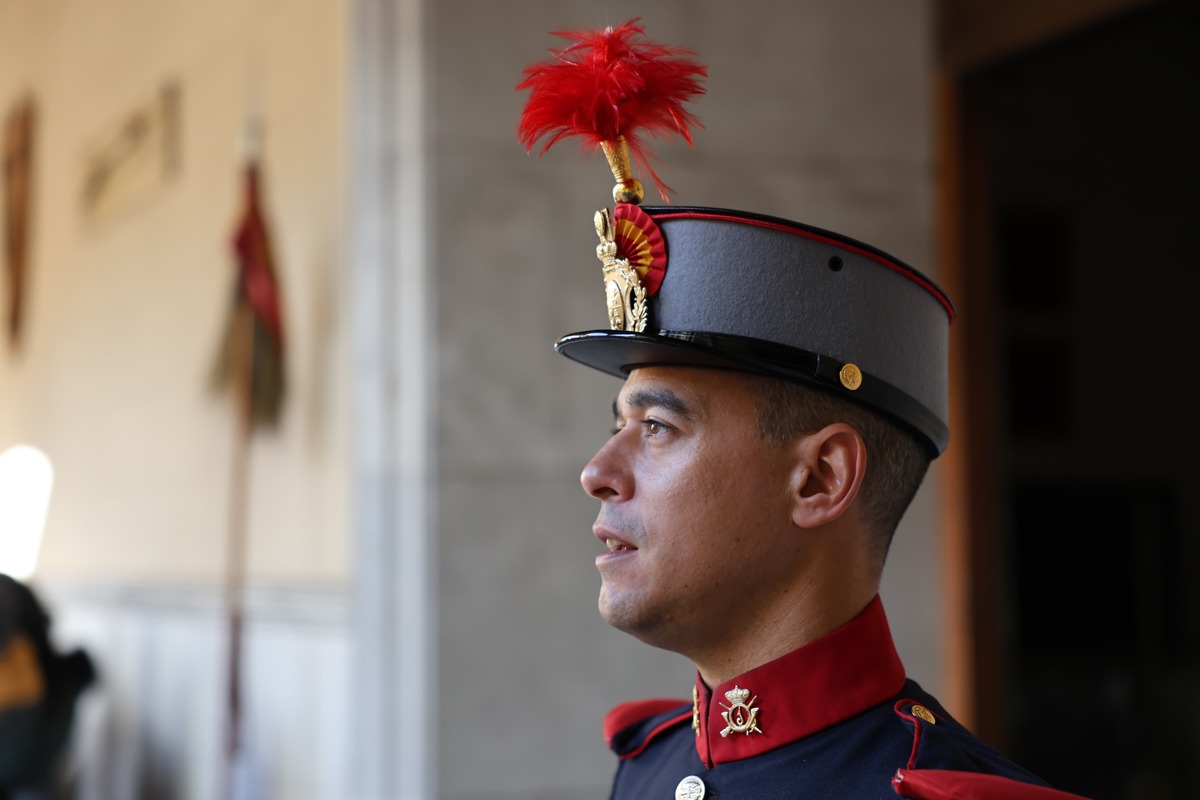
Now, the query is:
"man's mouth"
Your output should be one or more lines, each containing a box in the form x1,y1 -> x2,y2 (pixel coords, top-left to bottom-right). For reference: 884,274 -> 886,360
595,526 -> 638,560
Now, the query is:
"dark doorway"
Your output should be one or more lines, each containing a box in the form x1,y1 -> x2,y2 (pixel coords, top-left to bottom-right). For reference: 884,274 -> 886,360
962,2 -> 1200,797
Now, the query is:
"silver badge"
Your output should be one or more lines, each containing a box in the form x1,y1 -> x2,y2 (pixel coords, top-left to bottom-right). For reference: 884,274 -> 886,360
675,775 -> 706,800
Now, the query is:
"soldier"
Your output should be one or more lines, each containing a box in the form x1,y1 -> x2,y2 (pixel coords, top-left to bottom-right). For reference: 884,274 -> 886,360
519,21 -> 1090,800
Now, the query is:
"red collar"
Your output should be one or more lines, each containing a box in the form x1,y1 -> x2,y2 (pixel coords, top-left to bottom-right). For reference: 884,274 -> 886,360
692,595 -> 906,767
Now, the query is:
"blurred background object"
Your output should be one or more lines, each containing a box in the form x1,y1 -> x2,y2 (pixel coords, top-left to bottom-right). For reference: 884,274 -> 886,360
2,97 -> 33,351
0,575 -> 95,800
0,445 -> 53,581
937,2 -> 1199,797
0,444 -> 96,799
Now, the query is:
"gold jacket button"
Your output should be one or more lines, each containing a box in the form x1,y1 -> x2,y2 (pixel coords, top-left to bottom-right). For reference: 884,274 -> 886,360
675,775 -> 706,800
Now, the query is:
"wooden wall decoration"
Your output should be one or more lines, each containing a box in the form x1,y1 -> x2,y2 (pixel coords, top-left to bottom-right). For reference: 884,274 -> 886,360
3,97 -> 34,350
80,82 -> 181,227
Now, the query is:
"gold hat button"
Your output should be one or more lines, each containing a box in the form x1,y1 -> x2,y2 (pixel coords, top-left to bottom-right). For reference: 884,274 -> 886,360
839,363 -> 863,391
675,775 -> 707,800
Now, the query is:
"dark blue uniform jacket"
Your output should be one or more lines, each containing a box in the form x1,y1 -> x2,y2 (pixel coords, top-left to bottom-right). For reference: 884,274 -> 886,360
604,597 -> 1090,799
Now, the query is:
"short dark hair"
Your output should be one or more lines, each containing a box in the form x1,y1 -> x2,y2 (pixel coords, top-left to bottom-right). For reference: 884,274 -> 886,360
747,373 -> 931,562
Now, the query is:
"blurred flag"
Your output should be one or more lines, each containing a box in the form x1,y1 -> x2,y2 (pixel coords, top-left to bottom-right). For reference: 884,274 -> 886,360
212,161 -> 285,427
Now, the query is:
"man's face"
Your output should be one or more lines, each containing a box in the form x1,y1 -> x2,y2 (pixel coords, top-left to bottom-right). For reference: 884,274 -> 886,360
581,366 -> 803,653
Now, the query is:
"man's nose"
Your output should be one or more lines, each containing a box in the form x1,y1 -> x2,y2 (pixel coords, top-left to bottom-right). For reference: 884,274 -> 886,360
580,436 -> 630,501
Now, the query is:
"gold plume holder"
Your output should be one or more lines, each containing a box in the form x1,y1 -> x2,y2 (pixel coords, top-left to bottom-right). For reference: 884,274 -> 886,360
600,137 -> 645,205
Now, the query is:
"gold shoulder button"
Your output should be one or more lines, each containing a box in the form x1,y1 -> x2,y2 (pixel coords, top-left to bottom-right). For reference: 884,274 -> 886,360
911,704 -> 936,725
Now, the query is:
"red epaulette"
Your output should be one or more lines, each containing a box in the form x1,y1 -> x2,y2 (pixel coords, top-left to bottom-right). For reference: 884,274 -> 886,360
893,769 -> 1092,799
603,698 -> 691,758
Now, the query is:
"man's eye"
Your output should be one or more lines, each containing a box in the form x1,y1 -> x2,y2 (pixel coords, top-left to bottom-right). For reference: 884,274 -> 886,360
642,419 -> 669,436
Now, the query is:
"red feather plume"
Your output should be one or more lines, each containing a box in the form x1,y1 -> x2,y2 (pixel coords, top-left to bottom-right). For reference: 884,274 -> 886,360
517,19 -> 707,201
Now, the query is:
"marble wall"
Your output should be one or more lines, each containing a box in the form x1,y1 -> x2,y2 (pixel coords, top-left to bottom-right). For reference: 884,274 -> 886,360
48,583 -> 350,800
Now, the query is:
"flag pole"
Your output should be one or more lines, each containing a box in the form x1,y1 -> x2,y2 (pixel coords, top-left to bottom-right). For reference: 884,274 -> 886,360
218,61 -> 283,789
222,100 -> 265,799
224,301 -> 254,800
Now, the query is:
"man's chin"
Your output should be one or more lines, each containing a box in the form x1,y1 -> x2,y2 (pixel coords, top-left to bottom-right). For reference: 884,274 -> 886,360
598,586 -> 640,631
598,587 -> 665,644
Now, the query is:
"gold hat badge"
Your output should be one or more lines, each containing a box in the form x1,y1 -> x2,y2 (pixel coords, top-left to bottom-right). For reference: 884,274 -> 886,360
517,20 -> 706,332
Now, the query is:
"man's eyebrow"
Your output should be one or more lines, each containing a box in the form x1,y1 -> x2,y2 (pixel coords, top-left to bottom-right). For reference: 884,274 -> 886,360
618,387 -> 696,420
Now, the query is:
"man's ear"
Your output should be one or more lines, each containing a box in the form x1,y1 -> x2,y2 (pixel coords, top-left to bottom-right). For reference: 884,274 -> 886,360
788,423 -> 867,530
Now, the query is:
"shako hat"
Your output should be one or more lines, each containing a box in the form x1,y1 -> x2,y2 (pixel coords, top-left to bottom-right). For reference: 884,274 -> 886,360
518,20 -> 953,456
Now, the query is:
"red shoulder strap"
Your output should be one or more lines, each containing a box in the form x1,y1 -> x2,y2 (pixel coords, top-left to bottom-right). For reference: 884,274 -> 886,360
603,698 -> 689,747
893,769 -> 1092,800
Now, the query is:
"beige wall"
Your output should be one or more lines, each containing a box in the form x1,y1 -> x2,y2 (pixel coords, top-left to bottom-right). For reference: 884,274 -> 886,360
0,0 -> 349,584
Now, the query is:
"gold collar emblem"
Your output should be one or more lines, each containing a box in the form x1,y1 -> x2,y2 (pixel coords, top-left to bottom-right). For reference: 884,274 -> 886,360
692,685 -> 701,737
719,685 -> 763,737
594,208 -> 648,332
